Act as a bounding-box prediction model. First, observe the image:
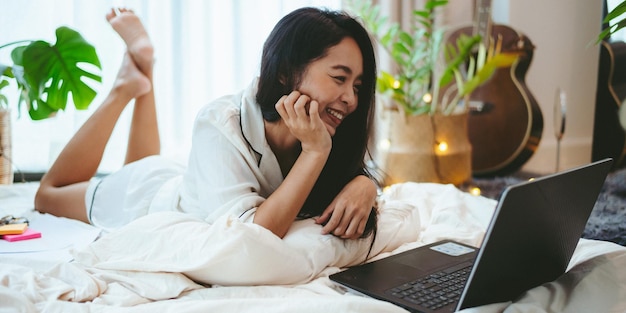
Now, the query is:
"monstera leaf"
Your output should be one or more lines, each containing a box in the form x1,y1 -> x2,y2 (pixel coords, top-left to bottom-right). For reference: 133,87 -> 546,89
10,27 -> 101,120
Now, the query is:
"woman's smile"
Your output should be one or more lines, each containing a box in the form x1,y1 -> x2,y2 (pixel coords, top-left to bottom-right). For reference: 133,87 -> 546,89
325,107 -> 345,126
296,37 -> 363,136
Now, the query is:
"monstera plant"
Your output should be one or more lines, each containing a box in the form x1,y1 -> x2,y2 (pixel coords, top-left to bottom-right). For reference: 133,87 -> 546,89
0,26 -> 101,184
0,26 -> 101,120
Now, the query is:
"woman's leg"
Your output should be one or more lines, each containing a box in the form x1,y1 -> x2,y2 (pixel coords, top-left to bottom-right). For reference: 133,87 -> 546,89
106,8 -> 160,164
35,9 -> 154,222
35,54 -> 151,222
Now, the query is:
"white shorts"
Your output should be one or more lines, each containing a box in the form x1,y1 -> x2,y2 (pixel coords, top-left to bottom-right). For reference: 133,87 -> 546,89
85,155 -> 185,232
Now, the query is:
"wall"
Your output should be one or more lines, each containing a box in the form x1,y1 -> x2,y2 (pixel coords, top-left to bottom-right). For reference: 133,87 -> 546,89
443,0 -> 604,175
507,0 -> 604,174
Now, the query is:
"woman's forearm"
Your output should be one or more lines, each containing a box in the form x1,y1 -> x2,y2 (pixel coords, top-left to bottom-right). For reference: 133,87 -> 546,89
253,150 -> 328,238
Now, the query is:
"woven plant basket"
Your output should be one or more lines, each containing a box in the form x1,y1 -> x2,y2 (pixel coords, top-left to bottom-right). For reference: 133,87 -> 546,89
0,109 -> 13,184
373,110 -> 472,187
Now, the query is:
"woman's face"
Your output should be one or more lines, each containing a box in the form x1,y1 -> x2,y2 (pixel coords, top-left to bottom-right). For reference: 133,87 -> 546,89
297,37 -> 363,136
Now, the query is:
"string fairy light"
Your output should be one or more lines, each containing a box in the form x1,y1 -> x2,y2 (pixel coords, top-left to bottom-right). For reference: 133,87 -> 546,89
436,141 -> 448,153
392,80 -> 401,89
469,187 -> 481,196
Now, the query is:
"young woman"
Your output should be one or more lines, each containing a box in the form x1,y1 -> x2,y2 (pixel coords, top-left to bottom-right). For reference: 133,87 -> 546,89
35,7 -> 379,240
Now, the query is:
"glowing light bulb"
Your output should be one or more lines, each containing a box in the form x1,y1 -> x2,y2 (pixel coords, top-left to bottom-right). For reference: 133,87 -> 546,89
469,187 -> 481,196
422,93 -> 432,103
436,141 -> 448,153
379,139 -> 391,151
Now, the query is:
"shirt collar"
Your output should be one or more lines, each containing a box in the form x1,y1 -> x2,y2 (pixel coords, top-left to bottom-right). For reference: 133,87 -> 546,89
240,78 -> 266,161
240,78 -> 284,188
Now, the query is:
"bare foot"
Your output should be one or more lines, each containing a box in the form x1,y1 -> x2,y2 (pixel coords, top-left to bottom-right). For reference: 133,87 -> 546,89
106,8 -> 154,78
112,53 -> 152,100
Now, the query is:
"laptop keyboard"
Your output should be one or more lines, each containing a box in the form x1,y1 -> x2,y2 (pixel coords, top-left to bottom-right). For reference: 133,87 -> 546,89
385,262 -> 472,311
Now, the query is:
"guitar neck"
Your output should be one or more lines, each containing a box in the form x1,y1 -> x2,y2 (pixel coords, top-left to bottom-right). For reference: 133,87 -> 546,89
474,0 -> 493,47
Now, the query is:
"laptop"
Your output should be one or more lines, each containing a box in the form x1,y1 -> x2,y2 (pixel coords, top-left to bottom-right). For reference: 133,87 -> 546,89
330,158 -> 613,312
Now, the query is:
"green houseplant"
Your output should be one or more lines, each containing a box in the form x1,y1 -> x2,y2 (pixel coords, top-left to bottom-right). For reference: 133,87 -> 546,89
0,26 -> 102,184
598,0 -> 626,136
347,0 -> 520,186
0,26 -> 102,120
348,0 -> 519,116
598,0 -> 626,42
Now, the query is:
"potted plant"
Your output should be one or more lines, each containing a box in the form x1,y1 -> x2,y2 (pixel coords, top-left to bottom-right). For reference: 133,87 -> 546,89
599,0 -> 626,131
347,0 -> 519,186
598,0 -> 626,42
0,26 -> 102,184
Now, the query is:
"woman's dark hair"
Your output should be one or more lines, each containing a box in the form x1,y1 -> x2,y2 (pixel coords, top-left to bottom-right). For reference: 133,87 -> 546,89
256,7 -> 378,239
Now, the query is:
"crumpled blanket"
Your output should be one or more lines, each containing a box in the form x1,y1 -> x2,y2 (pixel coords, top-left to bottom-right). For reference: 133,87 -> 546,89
1,182 -> 625,313
72,182 -> 493,286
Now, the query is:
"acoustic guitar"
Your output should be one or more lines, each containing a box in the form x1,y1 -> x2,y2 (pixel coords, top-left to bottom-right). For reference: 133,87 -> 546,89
446,0 -> 543,177
592,40 -> 626,169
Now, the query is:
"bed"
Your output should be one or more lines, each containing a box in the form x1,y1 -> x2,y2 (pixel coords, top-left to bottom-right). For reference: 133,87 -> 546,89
1,181 -> 625,312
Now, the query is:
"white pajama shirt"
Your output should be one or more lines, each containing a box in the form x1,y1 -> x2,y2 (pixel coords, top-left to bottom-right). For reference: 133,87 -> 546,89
86,79 -> 284,231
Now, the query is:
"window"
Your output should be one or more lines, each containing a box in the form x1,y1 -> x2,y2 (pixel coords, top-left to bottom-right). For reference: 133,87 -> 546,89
607,0 -> 626,42
1,0 -> 341,174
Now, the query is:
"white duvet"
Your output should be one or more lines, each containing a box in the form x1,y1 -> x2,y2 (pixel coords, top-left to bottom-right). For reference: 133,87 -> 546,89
1,182 -> 625,313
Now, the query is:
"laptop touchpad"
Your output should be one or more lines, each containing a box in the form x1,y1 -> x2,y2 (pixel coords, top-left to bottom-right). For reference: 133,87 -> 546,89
395,242 -> 476,272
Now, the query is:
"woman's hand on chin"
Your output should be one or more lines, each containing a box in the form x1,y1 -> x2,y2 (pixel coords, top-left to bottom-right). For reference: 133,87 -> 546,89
275,91 -> 331,155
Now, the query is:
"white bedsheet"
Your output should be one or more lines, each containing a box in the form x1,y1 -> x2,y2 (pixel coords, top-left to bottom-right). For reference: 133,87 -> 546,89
1,182 -> 625,312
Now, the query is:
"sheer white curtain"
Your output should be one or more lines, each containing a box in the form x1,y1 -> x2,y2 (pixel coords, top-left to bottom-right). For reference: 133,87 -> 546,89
0,0 -> 340,175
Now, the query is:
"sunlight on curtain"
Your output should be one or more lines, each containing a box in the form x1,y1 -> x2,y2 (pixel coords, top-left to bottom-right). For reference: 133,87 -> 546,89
0,0 -> 341,175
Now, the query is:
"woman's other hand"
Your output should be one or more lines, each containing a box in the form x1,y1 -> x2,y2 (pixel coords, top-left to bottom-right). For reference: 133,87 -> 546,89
315,175 -> 377,239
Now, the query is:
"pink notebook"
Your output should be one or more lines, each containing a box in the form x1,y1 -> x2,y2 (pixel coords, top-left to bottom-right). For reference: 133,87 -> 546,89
1,229 -> 42,242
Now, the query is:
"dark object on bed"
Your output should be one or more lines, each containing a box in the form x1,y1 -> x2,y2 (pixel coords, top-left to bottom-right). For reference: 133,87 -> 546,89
472,168 -> 626,246
584,168 -> 626,246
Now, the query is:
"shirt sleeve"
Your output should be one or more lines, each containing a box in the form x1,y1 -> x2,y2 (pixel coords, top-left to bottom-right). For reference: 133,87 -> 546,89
178,101 -> 269,224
